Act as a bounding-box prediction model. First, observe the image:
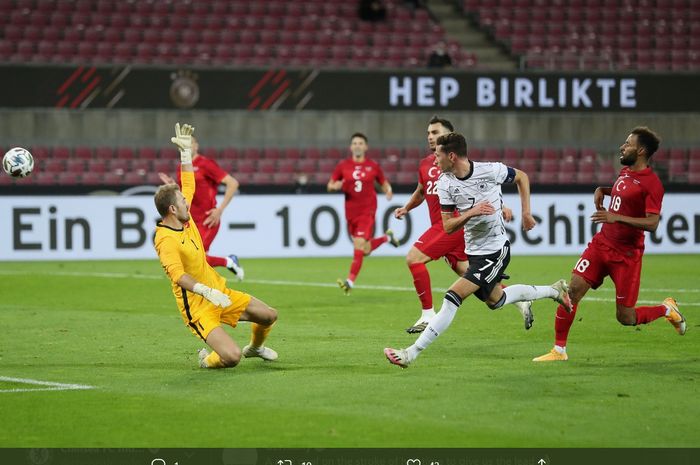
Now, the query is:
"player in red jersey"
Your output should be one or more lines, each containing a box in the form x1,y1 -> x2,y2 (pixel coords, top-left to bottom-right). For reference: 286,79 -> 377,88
328,132 -> 399,294
394,116 -> 533,333
533,127 -> 687,362
158,136 -> 245,280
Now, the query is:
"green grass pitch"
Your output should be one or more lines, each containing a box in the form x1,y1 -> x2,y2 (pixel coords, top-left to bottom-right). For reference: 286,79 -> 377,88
0,256 -> 697,447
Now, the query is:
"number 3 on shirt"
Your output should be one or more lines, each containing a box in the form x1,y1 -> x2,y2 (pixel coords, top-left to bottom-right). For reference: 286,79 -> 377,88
354,180 -> 362,192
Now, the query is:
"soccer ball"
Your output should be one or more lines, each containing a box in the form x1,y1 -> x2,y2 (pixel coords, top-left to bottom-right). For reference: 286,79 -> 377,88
3,147 -> 34,178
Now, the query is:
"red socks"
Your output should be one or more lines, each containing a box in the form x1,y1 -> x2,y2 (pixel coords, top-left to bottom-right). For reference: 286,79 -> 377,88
408,262 -> 432,309
348,249 -> 364,282
370,235 -> 388,251
635,304 -> 667,325
553,302 -> 667,348
206,255 -> 227,268
554,303 -> 578,348
347,236 -> 388,283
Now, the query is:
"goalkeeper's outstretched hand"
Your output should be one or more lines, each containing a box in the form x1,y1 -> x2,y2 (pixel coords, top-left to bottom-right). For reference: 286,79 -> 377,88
171,122 -> 195,163
193,283 -> 231,308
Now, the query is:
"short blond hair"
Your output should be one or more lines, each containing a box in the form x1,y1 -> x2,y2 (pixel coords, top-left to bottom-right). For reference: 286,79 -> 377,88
154,184 -> 180,218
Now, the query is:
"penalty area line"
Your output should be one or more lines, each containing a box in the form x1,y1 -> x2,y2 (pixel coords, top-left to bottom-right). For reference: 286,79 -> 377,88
0,376 -> 95,393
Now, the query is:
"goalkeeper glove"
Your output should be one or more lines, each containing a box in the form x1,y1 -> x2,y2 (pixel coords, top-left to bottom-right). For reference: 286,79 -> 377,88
170,122 -> 195,164
193,283 -> 231,308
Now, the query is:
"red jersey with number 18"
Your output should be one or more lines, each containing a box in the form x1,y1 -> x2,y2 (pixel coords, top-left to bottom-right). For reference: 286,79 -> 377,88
331,158 -> 387,220
417,153 -> 444,226
176,155 -> 228,223
599,166 -> 664,252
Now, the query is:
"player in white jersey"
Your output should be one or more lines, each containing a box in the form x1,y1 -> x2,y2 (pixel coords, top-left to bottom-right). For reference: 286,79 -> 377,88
384,132 -> 572,368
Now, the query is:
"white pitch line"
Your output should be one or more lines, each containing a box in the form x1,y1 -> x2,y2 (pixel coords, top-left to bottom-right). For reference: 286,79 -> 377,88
0,270 -> 699,306
0,376 -> 94,393
1,387 -> 92,393
0,270 -> 163,280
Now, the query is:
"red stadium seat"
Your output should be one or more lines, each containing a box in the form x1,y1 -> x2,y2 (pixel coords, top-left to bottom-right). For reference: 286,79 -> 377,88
297,160 -> 317,173
74,147 -> 93,160
116,147 -> 136,159
283,148 -> 301,160
86,160 -> 107,174
94,147 -> 114,160
0,0 -> 464,69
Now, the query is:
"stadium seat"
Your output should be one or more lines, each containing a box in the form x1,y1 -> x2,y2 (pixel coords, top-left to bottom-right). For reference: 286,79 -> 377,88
52,147 -> 71,159
283,148 -> 301,160
464,0 -> 699,70
0,0 -> 472,69
9,140 -> 699,188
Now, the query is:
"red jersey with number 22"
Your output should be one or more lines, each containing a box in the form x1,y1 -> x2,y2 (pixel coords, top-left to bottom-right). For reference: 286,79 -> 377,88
417,153 -> 444,226
331,158 -> 387,220
599,166 -> 664,252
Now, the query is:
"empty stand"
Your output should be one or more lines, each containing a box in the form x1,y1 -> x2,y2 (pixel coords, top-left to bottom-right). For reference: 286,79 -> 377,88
463,0 -> 700,70
5,144 -> 696,188
0,0 -> 475,69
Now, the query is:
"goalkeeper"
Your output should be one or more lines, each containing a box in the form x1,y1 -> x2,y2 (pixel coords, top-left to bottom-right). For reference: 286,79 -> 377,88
154,122 -> 278,368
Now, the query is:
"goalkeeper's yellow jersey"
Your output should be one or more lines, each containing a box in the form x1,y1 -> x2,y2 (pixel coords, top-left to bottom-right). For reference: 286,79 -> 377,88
154,170 -> 226,310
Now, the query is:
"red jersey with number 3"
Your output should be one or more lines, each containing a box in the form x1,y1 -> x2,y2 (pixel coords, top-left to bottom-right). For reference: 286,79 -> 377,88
599,166 -> 664,252
331,158 -> 387,220
176,155 -> 228,223
418,153 -> 444,226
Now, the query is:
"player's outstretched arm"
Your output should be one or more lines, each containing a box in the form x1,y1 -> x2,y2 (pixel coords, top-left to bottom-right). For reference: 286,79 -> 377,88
170,122 -> 195,203
395,182 -> 426,219
513,168 -> 535,231
171,122 -> 195,166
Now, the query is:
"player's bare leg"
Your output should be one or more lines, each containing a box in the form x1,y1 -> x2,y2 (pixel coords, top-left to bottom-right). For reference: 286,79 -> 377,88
360,237 -> 373,255
200,327 -> 242,368
616,304 -> 639,325
239,297 -> 279,360
618,298 -> 686,335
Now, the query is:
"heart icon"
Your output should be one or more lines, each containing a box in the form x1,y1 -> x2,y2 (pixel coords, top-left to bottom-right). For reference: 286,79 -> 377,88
407,460 -> 422,465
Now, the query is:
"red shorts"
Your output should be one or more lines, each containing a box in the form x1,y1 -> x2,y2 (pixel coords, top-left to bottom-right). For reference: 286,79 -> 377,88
195,221 -> 220,252
347,214 -> 375,239
414,224 -> 467,269
573,235 -> 643,308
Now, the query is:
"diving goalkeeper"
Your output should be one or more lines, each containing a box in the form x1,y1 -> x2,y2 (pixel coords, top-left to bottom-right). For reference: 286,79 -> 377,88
154,122 -> 278,369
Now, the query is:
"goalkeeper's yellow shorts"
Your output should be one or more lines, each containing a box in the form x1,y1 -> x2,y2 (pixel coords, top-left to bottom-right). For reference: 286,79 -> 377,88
179,288 -> 252,341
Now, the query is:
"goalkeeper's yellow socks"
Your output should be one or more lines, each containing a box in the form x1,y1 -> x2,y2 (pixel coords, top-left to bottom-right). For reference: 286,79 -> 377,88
250,322 -> 273,347
204,351 -> 225,368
